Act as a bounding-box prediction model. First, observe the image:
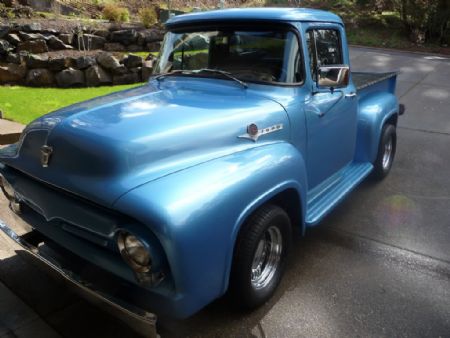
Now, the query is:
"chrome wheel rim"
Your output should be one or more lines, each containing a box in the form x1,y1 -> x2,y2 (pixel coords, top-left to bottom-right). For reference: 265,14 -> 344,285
251,226 -> 283,290
382,137 -> 393,170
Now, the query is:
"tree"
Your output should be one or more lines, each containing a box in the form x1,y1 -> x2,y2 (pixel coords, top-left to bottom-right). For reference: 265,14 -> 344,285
393,0 -> 450,44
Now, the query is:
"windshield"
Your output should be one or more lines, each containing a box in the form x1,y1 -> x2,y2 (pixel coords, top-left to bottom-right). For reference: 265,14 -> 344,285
154,28 -> 302,84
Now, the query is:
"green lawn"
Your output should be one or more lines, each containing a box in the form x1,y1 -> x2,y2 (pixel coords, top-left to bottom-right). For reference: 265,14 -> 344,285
0,84 -> 143,125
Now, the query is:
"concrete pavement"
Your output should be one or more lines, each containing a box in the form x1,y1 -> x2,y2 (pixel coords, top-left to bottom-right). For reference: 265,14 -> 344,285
0,46 -> 450,337
0,119 -> 23,145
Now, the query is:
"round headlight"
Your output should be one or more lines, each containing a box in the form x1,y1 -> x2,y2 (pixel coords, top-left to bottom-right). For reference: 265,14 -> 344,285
118,232 -> 151,271
124,234 -> 150,266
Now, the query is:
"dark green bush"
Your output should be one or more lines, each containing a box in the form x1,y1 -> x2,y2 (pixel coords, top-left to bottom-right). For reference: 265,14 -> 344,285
392,0 -> 449,44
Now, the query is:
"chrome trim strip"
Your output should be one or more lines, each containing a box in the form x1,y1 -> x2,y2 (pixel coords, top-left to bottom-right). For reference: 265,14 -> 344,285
238,123 -> 284,142
0,219 -> 158,336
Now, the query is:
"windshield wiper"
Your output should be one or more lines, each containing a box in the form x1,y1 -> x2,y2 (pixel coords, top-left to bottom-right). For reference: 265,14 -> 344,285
191,69 -> 248,88
152,69 -> 248,88
152,70 -> 187,81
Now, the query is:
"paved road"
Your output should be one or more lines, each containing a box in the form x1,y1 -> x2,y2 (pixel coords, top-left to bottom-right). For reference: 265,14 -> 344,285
0,47 -> 449,337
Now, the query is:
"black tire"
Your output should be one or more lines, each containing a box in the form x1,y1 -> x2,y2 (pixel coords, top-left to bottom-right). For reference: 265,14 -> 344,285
229,204 -> 291,309
372,123 -> 397,180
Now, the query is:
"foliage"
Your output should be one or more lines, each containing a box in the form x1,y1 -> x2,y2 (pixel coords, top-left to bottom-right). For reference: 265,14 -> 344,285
102,4 -> 130,23
352,0 -> 449,44
0,2 -> 15,19
264,0 -> 301,5
139,7 -> 158,28
0,84 -> 143,125
391,0 -> 449,44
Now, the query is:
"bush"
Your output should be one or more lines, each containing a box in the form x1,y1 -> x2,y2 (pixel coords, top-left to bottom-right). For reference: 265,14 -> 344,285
102,4 -> 130,23
392,0 -> 449,44
139,7 -> 158,28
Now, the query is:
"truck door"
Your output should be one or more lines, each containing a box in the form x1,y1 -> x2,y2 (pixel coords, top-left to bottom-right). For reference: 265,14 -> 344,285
304,26 -> 358,189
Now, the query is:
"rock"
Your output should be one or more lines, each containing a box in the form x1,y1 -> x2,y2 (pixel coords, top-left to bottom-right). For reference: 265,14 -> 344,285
20,23 -> 41,32
111,29 -> 137,46
123,54 -> 143,68
42,28 -> 58,35
126,44 -> 142,52
146,42 -> 161,52
96,52 -> 120,70
25,54 -> 48,69
0,26 -> 10,39
76,55 -> 96,69
6,33 -> 21,45
59,33 -> 73,45
48,56 -> 72,71
6,53 -> 22,64
85,65 -> 111,86
0,39 -> 13,55
47,36 -> 73,50
0,63 -> 27,83
129,67 -> 142,82
112,64 -> 127,75
137,29 -> 162,45
103,42 -> 125,52
18,31 -> 46,41
26,68 -> 54,86
93,30 -> 109,39
142,60 -> 153,81
113,72 -> 139,85
55,68 -> 85,87
17,39 -> 48,53
74,34 -> 106,50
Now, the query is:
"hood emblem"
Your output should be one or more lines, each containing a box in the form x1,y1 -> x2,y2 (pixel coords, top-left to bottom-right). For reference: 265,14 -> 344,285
238,123 -> 283,142
40,145 -> 53,168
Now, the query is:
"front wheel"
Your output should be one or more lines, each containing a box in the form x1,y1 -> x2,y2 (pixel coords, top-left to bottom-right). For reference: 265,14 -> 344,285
372,123 -> 397,180
229,204 -> 291,309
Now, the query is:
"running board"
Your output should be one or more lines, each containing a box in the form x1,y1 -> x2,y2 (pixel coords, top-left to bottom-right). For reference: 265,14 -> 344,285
305,162 -> 373,226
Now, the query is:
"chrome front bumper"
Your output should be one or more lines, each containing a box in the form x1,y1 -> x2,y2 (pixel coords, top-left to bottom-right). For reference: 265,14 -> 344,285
0,218 -> 158,338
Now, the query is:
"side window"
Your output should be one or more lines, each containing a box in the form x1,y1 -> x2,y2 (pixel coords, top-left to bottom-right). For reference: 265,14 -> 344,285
307,29 -> 343,80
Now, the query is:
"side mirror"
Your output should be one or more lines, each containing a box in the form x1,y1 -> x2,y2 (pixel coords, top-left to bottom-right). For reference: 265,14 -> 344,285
317,65 -> 350,89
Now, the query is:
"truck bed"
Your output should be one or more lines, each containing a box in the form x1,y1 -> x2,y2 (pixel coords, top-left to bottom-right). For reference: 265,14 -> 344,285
353,72 -> 397,96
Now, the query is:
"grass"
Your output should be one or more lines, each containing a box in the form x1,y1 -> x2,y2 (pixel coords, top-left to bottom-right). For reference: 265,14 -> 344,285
0,84 -> 143,125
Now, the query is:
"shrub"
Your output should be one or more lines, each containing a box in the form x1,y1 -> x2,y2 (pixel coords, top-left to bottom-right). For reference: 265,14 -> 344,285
139,7 -> 158,28
102,4 -> 130,23
392,0 -> 449,44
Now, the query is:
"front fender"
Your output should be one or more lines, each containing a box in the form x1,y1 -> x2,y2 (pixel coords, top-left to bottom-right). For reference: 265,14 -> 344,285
355,92 -> 399,163
113,142 -> 306,316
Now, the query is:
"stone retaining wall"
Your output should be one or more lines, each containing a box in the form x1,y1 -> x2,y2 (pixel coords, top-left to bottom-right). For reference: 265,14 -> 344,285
0,22 -> 164,87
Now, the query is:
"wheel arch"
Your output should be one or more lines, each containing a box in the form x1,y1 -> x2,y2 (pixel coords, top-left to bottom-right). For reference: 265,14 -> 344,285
222,182 -> 305,293
354,92 -> 399,163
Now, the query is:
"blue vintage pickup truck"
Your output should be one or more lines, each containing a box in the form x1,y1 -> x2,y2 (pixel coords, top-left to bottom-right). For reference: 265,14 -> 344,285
0,8 -> 403,321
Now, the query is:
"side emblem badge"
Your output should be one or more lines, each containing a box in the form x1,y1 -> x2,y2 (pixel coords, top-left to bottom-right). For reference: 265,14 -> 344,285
238,123 -> 283,142
40,145 -> 53,168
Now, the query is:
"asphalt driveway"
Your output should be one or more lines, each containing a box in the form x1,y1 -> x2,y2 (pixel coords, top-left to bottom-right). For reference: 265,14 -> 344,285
1,46 -> 449,337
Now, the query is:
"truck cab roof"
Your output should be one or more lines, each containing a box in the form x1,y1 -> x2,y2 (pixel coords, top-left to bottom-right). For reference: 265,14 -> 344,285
165,8 -> 344,28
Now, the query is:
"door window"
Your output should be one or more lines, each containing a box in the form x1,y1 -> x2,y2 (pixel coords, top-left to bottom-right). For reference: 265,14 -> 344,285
306,29 -> 343,80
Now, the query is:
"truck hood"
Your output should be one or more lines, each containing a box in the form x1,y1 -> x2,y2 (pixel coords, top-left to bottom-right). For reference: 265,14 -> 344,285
1,78 -> 289,207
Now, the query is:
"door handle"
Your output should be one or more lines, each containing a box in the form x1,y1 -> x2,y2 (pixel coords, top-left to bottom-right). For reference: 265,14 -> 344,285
345,92 -> 357,98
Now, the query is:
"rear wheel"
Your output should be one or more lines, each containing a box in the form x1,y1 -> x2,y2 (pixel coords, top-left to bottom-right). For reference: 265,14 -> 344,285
229,204 -> 291,309
372,123 -> 396,180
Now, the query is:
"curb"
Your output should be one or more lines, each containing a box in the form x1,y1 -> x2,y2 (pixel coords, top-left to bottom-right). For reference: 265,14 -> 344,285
0,133 -> 21,146
349,44 -> 450,59
0,119 -> 24,146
